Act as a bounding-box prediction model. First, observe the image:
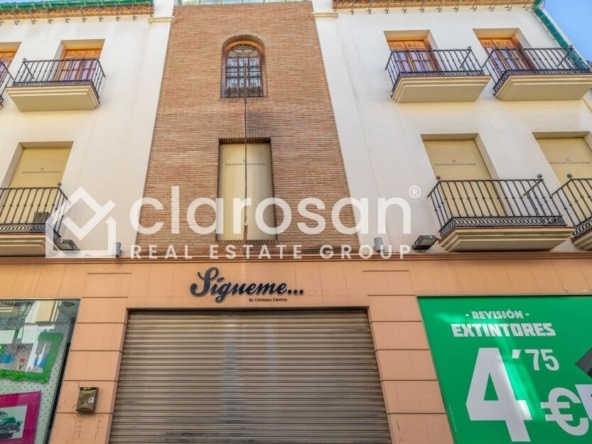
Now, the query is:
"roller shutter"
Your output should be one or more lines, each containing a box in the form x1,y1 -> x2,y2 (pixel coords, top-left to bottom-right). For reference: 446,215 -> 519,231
110,310 -> 391,444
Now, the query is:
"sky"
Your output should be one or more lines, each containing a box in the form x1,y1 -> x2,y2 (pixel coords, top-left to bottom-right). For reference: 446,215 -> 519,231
545,0 -> 592,60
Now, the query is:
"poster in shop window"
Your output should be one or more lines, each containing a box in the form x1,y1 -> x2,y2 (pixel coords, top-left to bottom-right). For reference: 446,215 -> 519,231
419,296 -> 592,444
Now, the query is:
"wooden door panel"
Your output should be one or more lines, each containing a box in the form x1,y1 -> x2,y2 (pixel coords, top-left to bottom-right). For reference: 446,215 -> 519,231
480,37 -> 531,74
2,148 -> 70,226
388,39 -> 437,73
57,48 -> 101,82
538,138 -> 592,184
425,140 -> 504,217
0,50 -> 16,83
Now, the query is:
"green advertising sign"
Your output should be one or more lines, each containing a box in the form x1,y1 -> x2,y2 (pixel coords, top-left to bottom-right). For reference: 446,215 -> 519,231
419,296 -> 592,444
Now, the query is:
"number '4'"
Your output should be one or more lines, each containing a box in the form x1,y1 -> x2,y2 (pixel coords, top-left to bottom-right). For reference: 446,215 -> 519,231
466,348 -> 532,442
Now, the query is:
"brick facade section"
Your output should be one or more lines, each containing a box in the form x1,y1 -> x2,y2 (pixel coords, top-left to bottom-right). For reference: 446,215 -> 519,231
138,3 -> 357,255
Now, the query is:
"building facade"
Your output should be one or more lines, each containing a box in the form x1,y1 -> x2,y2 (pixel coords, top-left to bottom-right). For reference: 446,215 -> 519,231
0,0 -> 172,442
310,0 -> 592,442
2,1 -> 592,444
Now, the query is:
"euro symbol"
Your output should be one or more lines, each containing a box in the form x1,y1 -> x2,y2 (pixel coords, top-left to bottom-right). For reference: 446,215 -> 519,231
541,388 -> 589,436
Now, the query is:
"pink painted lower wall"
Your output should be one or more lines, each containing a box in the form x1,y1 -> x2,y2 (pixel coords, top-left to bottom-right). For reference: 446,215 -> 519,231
1,255 -> 591,444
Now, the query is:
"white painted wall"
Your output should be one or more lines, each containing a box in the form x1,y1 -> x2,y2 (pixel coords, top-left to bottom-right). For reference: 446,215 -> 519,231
585,91 -> 592,114
313,2 -> 592,253
0,0 -> 174,255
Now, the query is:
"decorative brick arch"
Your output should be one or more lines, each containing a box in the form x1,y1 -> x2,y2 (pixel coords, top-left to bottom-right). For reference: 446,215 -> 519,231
221,35 -> 266,98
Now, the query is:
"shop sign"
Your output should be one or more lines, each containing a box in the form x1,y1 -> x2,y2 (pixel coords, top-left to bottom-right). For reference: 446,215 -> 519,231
419,296 -> 592,444
190,266 -> 304,303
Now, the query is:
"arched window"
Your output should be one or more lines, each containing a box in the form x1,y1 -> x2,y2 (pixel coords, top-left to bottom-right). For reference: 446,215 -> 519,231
223,42 -> 264,98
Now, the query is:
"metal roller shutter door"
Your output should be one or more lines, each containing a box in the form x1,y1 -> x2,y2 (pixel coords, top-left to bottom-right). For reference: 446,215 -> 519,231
110,310 -> 391,444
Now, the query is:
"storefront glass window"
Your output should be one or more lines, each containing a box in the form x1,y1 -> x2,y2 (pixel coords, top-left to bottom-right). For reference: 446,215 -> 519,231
0,299 -> 78,444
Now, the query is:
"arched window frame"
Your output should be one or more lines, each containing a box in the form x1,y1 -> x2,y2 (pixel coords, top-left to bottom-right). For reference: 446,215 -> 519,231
222,38 -> 265,99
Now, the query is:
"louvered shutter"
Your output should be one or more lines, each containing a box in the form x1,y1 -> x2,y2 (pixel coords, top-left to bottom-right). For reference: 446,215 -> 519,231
110,310 -> 391,444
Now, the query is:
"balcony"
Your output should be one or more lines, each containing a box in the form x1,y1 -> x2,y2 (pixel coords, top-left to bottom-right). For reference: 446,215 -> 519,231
385,48 -> 490,103
6,58 -> 105,112
483,47 -> 592,101
0,60 -> 13,107
0,187 -> 70,256
428,178 -> 572,252
553,178 -> 592,250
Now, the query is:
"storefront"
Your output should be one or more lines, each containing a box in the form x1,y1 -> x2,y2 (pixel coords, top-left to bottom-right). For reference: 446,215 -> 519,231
1,256 -> 592,444
0,299 -> 78,444
110,309 -> 390,443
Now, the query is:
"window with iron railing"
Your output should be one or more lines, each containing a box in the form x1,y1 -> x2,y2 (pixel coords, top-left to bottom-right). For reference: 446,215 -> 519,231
479,38 -> 592,92
11,59 -> 106,98
385,47 -> 485,90
428,178 -> 566,238
0,50 -> 16,81
0,187 -> 69,238
223,43 -> 264,99
387,39 -> 437,73
0,49 -> 17,103
553,178 -> 592,239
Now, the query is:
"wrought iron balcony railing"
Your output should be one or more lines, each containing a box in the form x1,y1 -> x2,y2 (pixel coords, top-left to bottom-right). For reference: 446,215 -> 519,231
385,48 -> 485,92
552,178 -> 592,239
0,59 -> 14,106
428,178 -> 566,238
482,47 -> 592,94
10,58 -> 105,98
0,187 -> 69,240
224,85 -> 264,99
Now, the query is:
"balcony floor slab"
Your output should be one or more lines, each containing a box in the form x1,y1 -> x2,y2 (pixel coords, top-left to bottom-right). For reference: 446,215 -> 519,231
495,74 -> 592,101
0,233 -> 49,256
573,230 -> 592,251
6,85 -> 100,111
392,75 -> 491,103
440,227 -> 573,252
